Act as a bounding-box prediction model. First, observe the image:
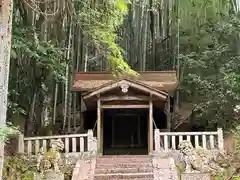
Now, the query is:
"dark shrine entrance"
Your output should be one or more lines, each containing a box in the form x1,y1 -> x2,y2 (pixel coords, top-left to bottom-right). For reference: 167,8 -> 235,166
103,109 -> 148,155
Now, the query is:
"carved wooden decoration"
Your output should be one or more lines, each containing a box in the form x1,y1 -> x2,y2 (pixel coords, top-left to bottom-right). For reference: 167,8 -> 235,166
120,83 -> 129,93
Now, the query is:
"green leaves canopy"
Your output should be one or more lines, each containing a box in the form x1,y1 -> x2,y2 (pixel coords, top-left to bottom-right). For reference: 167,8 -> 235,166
180,7 -> 240,130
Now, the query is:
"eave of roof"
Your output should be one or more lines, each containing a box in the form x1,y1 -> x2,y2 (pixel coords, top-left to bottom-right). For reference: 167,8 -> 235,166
72,71 -> 178,92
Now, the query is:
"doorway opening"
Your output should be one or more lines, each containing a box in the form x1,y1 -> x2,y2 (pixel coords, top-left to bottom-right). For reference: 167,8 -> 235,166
103,109 -> 148,155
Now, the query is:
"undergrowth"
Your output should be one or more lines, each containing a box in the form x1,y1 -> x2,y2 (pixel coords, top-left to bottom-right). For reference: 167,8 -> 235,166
2,155 -> 73,180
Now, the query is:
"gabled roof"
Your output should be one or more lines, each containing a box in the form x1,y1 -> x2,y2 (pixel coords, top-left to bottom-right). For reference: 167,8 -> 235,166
82,79 -> 168,100
72,71 -> 178,92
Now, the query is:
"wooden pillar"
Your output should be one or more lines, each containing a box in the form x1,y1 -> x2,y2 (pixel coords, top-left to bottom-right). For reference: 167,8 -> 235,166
112,115 -> 114,147
101,109 -> 103,153
97,97 -> 102,154
167,96 -> 171,131
138,116 -> 141,145
148,98 -> 153,154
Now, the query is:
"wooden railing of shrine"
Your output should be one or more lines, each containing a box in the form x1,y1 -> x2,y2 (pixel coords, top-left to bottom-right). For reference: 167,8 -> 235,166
18,129 -> 97,155
154,128 -> 224,152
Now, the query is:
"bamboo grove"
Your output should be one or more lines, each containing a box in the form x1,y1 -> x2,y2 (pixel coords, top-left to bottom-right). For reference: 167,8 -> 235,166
8,0 -> 240,136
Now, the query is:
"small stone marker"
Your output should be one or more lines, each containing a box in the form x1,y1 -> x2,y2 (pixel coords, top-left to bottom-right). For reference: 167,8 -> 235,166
181,172 -> 211,180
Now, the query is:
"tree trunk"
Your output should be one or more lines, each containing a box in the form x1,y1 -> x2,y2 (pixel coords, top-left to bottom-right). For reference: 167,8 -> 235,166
0,0 -> 13,178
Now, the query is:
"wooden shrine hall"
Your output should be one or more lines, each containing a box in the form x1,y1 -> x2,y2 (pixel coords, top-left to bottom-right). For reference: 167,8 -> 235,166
72,71 -> 178,155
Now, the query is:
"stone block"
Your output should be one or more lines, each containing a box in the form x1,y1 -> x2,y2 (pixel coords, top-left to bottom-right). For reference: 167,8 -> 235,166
34,170 -> 64,180
181,172 -> 211,180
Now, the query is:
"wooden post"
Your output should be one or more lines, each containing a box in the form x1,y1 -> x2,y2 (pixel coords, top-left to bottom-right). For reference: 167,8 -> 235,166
97,97 -> 102,154
138,116 -> 141,145
148,98 -> 153,154
112,115 -> 114,147
217,128 -> 224,151
101,109 -> 103,154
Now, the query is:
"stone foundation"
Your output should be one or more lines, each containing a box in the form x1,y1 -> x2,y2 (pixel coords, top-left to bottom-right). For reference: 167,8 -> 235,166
27,151 -> 97,166
181,172 -> 211,180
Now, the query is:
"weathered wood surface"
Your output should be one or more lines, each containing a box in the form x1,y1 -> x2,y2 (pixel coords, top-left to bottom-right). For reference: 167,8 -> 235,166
83,79 -> 167,100
149,98 -> 153,153
100,95 -> 155,101
97,97 -> 101,154
101,104 -> 149,109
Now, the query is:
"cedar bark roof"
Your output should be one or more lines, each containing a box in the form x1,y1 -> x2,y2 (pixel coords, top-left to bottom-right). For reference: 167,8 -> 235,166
72,71 -> 178,92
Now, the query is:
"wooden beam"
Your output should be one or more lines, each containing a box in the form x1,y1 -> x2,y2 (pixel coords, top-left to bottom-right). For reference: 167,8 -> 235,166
101,104 -> 149,109
148,97 -> 153,154
83,80 -> 167,100
100,95 -> 152,101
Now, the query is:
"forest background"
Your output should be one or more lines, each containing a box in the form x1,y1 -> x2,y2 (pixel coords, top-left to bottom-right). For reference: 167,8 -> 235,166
6,0 -> 240,136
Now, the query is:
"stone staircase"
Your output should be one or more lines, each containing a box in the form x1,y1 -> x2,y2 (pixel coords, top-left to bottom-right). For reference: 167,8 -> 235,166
93,155 -> 154,180
72,155 -> 178,180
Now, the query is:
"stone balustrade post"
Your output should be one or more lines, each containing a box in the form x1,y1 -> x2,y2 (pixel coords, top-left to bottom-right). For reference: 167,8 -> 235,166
18,133 -> 24,154
154,129 -> 160,152
87,129 -> 94,152
217,128 -> 224,151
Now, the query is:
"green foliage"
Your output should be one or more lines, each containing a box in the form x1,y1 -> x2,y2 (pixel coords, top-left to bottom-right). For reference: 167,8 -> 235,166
3,155 -> 37,180
231,126 -> 240,152
11,25 -> 66,83
179,0 -> 240,129
3,155 -> 73,180
75,0 -> 137,76
176,163 -> 185,174
0,123 -> 19,142
8,24 -> 66,118
61,166 -> 73,180
213,170 -> 238,180
175,163 -> 185,180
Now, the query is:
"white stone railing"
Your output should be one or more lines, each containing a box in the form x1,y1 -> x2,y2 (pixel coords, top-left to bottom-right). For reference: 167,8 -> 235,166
154,128 -> 224,152
18,130 -> 97,155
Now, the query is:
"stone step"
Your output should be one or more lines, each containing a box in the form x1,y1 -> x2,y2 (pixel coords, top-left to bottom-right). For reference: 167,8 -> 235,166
98,155 -> 150,158
96,158 -> 151,164
95,167 -> 152,174
95,162 -> 152,169
94,178 -> 153,180
96,160 -> 151,164
97,155 -> 151,159
94,172 -> 154,180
